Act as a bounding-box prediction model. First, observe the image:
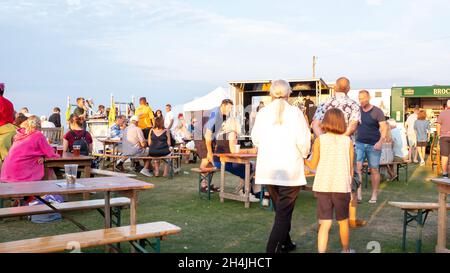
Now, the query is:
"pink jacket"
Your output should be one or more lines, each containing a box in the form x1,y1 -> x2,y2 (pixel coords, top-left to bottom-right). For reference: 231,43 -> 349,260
1,129 -> 59,183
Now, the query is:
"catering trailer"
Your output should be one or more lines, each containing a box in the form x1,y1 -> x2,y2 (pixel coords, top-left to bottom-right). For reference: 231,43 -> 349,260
390,85 -> 450,127
228,78 -> 330,134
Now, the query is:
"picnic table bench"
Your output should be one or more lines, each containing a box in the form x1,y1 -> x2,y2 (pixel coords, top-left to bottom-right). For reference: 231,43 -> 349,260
0,221 -> 181,253
363,159 -> 409,188
389,201 -> 450,253
93,153 -> 180,179
90,168 -> 137,178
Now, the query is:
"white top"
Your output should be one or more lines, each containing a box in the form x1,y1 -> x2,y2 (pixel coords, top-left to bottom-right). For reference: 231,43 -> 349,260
41,121 -> 56,128
121,124 -> 146,155
391,127 -> 408,158
164,111 -> 174,129
405,113 -> 418,136
251,99 -> 311,186
313,134 -> 352,193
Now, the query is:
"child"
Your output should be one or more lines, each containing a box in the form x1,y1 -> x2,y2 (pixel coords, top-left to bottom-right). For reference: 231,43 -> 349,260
305,108 -> 355,253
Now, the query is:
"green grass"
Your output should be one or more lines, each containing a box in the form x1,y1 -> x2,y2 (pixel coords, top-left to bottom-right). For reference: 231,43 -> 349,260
0,162 -> 449,253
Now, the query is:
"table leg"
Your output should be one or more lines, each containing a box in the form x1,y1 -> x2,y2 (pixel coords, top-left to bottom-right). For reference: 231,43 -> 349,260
102,143 -> 107,169
105,191 -> 111,228
82,165 -> 92,200
244,162 -> 250,209
44,167 -> 50,180
220,161 -> 225,203
436,190 -> 447,252
129,190 -> 138,253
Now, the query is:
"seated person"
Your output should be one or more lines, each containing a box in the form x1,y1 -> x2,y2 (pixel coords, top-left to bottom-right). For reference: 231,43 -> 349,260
63,114 -> 93,155
121,115 -> 152,176
110,115 -> 126,139
1,116 -> 59,183
148,116 -> 172,177
204,99 -> 259,201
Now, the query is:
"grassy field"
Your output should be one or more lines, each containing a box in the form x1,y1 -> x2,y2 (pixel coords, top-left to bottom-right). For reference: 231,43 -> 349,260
0,162 -> 448,253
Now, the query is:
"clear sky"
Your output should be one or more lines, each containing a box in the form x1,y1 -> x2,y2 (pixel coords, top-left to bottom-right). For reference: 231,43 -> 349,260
1,0 -> 449,116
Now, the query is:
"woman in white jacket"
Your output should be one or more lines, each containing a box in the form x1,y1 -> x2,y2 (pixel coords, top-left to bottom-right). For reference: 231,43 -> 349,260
251,79 -> 311,253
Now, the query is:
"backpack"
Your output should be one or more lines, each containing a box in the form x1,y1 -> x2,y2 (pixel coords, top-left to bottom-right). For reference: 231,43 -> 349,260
70,130 -> 90,156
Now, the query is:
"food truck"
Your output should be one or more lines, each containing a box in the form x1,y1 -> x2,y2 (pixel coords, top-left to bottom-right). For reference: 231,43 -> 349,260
228,78 -> 330,134
390,85 -> 450,131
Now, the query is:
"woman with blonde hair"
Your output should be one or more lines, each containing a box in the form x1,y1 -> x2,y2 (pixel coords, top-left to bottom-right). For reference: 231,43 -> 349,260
252,79 -> 311,253
1,116 -> 59,182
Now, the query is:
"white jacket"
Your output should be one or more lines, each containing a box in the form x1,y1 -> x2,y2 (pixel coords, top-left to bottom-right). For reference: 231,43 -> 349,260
251,100 -> 311,186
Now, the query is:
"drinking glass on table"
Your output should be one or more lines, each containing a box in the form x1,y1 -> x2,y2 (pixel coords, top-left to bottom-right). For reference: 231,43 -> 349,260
73,145 -> 81,156
64,164 -> 78,185
57,146 -> 64,156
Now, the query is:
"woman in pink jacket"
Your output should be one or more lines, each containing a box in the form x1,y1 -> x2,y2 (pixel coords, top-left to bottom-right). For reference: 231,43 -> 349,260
1,115 -> 59,183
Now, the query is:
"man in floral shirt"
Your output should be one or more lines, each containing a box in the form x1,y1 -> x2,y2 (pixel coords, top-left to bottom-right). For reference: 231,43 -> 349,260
311,77 -> 367,228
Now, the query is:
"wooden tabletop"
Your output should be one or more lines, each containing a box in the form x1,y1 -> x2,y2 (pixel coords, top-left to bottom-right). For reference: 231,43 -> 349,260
214,153 -> 257,159
44,153 -> 95,162
97,138 -> 121,144
431,178 -> 450,186
0,177 -> 154,199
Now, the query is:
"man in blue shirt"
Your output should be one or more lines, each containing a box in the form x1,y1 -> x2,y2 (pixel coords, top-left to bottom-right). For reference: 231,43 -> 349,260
110,115 -> 126,139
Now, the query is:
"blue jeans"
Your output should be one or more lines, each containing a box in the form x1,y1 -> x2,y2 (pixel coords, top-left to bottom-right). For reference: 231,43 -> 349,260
355,141 -> 382,169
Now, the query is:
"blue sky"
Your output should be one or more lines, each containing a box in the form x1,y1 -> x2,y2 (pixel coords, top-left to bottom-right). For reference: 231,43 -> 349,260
1,0 -> 449,116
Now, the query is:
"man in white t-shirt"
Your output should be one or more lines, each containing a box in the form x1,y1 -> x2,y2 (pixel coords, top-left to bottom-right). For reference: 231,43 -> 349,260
405,106 -> 419,162
164,104 -> 174,130
40,116 -> 56,128
388,119 -> 408,159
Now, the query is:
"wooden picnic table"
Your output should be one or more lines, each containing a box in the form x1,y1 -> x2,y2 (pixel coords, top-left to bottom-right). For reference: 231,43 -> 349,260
215,153 -> 257,209
97,138 -> 122,169
431,178 -> 450,253
0,176 -> 154,229
44,153 -> 95,199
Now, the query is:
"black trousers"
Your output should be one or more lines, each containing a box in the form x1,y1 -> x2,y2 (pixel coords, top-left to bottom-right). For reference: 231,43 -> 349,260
266,185 -> 301,253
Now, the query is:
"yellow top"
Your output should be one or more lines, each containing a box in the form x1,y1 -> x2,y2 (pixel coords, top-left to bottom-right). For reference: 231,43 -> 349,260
135,104 -> 154,129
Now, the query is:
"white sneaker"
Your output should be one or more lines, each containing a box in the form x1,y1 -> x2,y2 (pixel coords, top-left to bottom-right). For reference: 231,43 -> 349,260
140,168 -> 153,177
249,194 -> 260,203
420,161 -> 425,166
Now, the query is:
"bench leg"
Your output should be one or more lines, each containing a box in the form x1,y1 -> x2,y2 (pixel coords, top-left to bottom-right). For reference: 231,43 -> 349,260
402,210 -> 408,251
416,209 -> 424,253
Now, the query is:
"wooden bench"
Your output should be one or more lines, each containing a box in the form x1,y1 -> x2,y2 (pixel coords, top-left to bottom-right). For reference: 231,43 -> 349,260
363,160 -> 409,188
389,201 -> 450,253
90,168 -> 137,178
0,197 -> 130,228
95,154 -> 180,179
191,167 -> 220,200
0,221 -> 181,253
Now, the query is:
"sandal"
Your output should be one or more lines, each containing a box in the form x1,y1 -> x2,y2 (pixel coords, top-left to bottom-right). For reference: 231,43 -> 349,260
368,199 -> 377,204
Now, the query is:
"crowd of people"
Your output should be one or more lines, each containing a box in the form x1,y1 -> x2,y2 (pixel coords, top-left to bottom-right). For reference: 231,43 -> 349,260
0,77 -> 449,253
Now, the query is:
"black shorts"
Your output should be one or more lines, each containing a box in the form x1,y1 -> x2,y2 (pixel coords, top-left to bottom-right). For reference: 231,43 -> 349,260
194,140 -> 208,159
440,137 -> 450,157
142,128 -> 151,140
417,141 -> 427,147
315,192 -> 351,221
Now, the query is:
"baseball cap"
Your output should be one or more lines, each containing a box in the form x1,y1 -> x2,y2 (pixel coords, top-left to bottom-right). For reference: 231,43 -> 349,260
130,115 -> 139,122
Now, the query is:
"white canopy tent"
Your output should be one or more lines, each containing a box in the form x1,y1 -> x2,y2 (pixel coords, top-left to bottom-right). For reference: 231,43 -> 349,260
183,86 -> 231,112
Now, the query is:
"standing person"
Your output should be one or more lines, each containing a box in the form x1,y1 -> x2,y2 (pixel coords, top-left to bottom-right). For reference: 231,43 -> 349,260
73,97 -> 88,129
0,83 -> 16,167
414,110 -> 430,166
436,100 -> 450,178
164,104 -> 175,130
305,108 -> 354,253
49,107 -> 61,128
110,115 -> 126,139
405,106 -> 420,163
135,97 -> 154,140
355,90 -> 388,204
252,79 -> 311,253
155,110 -> 163,119
312,77 -> 365,228
96,105 -> 106,116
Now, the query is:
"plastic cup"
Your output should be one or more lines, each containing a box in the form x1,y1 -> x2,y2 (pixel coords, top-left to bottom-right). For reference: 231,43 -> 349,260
234,144 -> 240,154
64,164 -> 78,185
57,146 -> 64,156
73,145 -> 81,157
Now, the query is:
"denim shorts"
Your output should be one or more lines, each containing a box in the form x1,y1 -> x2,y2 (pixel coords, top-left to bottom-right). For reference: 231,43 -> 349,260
355,141 -> 382,169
